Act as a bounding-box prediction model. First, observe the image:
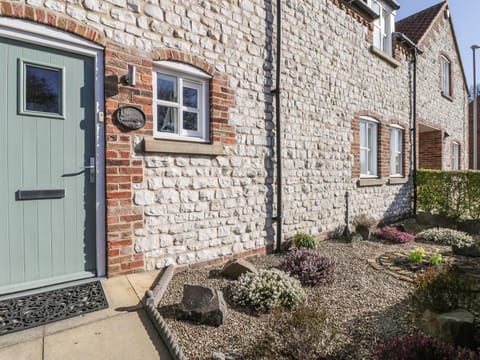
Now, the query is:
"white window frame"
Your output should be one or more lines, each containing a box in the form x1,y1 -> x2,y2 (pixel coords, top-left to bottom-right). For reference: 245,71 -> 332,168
153,61 -> 210,143
390,125 -> 403,177
452,142 -> 460,170
441,56 -> 451,96
360,116 -> 378,177
363,0 -> 395,56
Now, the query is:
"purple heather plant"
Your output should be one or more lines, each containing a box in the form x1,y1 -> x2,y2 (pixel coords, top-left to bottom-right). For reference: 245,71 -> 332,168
372,336 -> 480,360
375,226 -> 414,244
279,248 -> 336,286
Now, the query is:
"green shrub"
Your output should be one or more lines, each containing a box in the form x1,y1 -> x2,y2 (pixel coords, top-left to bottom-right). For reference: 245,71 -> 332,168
250,303 -> 336,359
415,227 -> 474,247
414,265 -> 475,313
417,169 -> 480,219
293,232 -> 319,249
230,269 -> 305,311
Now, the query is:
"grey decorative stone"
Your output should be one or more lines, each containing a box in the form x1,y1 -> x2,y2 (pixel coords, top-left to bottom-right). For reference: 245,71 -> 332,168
458,220 -> 480,235
177,285 -> 226,327
221,259 -> 256,280
452,243 -> 480,257
421,309 -> 476,348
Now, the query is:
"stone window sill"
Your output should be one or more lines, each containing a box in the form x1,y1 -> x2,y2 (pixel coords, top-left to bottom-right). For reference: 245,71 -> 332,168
144,138 -> 224,156
388,177 -> 409,185
369,46 -> 400,68
357,177 -> 385,187
441,91 -> 453,102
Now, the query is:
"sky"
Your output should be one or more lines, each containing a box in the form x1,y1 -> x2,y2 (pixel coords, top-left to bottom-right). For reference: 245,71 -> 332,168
396,0 -> 480,88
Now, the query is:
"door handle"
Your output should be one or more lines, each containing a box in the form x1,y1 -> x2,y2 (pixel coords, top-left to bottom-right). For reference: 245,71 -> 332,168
85,157 -> 95,183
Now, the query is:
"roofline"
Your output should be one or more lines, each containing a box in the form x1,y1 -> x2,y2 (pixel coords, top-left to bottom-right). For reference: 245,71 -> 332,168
415,1 -> 447,45
384,0 -> 400,11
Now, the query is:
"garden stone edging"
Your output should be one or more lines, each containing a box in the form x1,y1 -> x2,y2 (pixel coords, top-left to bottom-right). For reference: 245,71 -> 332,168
144,265 -> 188,360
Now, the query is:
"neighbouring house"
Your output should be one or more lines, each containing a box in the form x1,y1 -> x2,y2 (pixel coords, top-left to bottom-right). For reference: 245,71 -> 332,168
0,0 -> 468,294
396,1 -> 468,171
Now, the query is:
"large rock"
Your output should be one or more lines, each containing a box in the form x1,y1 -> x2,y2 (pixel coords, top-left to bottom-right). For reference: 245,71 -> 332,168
177,285 -> 227,327
457,220 -> 480,235
221,259 -> 257,279
421,309 -> 476,349
452,243 -> 480,257
416,212 -> 453,226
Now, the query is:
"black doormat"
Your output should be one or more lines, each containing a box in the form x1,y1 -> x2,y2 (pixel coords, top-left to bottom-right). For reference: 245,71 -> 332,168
0,281 -> 108,336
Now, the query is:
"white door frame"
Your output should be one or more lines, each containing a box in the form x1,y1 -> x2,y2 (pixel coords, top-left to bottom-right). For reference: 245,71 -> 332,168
0,17 -> 106,278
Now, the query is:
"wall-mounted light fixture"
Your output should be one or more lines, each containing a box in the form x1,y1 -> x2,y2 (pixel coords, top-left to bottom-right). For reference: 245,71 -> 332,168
125,64 -> 136,86
444,131 -> 450,139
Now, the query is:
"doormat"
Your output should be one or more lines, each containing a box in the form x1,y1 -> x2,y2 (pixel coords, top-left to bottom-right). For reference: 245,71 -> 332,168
0,281 -> 108,336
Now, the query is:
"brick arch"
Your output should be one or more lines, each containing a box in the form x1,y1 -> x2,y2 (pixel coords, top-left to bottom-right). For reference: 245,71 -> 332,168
152,48 -> 236,145
0,2 -> 106,46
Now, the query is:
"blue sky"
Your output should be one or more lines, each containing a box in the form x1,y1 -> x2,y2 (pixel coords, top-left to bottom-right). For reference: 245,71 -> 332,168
397,1 -> 480,87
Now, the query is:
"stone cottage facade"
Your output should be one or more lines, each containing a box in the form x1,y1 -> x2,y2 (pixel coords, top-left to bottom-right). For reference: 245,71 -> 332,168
0,0 -> 468,293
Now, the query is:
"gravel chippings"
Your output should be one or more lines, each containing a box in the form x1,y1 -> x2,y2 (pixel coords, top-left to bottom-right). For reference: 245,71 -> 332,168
159,239 -> 455,360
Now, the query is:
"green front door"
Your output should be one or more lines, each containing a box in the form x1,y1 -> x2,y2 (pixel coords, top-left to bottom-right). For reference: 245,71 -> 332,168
0,37 -> 97,294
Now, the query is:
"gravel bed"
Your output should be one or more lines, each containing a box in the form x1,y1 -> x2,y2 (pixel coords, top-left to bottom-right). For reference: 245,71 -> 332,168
159,237 -> 462,360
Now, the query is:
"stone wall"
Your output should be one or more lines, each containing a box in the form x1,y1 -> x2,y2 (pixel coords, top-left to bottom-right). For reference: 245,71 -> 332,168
0,0 -> 467,275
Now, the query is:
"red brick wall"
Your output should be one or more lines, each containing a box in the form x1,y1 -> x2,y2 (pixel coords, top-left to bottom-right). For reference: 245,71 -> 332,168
418,130 -> 443,169
468,99 -> 480,169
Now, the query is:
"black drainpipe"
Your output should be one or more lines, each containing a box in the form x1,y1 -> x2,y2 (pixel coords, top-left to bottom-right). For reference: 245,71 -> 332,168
272,0 -> 282,252
393,32 -> 423,216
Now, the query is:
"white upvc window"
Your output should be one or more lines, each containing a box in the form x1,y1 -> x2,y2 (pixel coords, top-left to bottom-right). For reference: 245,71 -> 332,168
390,125 -> 403,176
441,56 -> 451,96
363,0 -> 395,56
153,62 -> 210,142
360,117 -> 378,177
452,142 -> 460,170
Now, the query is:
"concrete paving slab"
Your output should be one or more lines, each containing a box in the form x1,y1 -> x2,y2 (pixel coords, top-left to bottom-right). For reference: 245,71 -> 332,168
44,276 -> 141,336
0,337 -> 43,360
126,270 -> 160,300
44,310 -> 171,360
0,326 -> 44,349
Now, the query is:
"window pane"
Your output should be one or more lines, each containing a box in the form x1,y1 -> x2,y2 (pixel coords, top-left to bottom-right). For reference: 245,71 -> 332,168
360,122 -> 366,148
183,111 -> 198,131
25,65 -> 61,114
360,149 -> 367,175
183,86 -> 198,108
157,106 -> 177,133
395,154 -> 401,174
157,74 -> 177,102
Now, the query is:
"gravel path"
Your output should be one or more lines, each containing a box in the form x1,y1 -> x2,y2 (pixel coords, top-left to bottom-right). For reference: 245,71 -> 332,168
159,238 -> 461,359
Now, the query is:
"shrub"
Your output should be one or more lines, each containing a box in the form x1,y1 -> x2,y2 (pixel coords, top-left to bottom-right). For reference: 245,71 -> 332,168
293,233 -> 319,249
375,226 -> 414,244
279,248 -> 336,286
414,265 -> 475,313
417,169 -> 480,220
408,247 -> 426,264
373,336 -> 480,360
250,302 -> 336,359
230,269 -> 305,311
415,227 -> 474,247
353,214 -> 377,228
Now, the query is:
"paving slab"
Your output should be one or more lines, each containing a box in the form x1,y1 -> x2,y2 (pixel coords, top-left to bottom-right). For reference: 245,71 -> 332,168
127,270 -> 161,300
0,337 -> 43,360
44,310 -> 171,360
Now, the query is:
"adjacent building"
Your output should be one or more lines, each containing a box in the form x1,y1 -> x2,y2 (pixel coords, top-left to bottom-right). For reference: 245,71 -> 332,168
0,0 -> 468,294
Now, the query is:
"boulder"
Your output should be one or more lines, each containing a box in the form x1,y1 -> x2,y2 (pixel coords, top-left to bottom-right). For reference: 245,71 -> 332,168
457,220 -> 480,235
355,225 -> 373,240
421,309 -> 476,349
416,212 -> 453,226
177,285 -> 227,327
221,259 -> 256,280
452,243 -> 480,257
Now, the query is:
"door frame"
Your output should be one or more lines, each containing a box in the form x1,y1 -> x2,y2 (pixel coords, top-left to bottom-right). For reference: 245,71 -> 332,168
0,17 -> 106,278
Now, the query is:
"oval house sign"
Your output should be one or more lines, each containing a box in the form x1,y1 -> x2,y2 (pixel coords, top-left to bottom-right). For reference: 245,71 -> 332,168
116,106 -> 146,130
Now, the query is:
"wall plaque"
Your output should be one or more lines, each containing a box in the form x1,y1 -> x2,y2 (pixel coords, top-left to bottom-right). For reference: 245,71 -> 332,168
116,106 -> 146,130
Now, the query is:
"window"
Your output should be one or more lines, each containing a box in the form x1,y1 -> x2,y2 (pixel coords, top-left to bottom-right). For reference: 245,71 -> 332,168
362,0 -> 395,56
390,126 -> 403,176
153,62 -> 210,142
452,142 -> 460,170
441,56 -> 451,96
360,117 -> 378,177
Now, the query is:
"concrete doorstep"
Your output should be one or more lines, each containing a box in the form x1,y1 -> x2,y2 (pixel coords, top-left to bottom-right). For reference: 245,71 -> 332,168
0,272 -> 172,360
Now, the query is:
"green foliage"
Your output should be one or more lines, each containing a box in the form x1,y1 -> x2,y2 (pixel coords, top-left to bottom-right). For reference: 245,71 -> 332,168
250,303 -> 336,359
415,227 -> 474,247
414,265 -> 475,313
408,247 -> 426,264
417,169 -> 480,219
230,269 -> 305,312
293,232 -> 319,249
